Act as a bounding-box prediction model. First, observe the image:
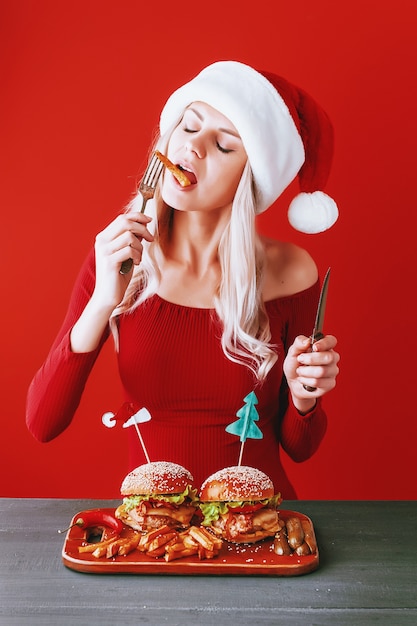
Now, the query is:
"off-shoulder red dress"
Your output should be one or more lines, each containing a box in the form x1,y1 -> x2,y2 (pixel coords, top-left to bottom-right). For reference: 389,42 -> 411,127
26,250 -> 327,498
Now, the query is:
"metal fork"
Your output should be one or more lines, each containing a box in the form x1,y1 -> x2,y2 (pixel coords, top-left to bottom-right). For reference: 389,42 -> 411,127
119,151 -> 164,274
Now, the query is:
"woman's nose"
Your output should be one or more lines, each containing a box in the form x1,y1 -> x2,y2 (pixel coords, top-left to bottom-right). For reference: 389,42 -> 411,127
185,133 -> 206,158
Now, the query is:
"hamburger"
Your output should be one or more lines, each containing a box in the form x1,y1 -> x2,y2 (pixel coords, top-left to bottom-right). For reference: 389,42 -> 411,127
115,461 -> 199,532
199,465 -> 282,543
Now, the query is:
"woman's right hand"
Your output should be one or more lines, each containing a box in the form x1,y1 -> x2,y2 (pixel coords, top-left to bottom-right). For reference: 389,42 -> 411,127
70,211 -> 154,353
93,211 -> 154,309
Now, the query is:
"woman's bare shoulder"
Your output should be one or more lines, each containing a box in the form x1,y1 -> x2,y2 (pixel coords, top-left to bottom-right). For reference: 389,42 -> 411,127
261,236 -> 318,300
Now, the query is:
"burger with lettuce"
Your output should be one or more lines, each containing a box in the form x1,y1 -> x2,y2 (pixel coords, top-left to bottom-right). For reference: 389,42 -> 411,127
115,461 -> 199,532
199,465 -> 282,543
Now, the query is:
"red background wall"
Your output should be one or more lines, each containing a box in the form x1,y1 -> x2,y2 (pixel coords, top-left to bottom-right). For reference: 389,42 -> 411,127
1,0 -> 416,500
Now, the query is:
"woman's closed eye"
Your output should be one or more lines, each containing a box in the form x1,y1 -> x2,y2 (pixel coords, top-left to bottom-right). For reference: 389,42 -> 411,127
183,127 -> 233,154
216,141 -> 233,154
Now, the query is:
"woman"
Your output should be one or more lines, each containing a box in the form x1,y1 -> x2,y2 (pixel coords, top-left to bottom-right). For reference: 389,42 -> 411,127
26,61 -> 340,498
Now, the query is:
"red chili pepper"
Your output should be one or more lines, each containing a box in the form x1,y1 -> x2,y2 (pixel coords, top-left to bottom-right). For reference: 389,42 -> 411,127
58,510 -> 123,534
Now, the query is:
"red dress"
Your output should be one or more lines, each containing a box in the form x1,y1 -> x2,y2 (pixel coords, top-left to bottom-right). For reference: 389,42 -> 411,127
26,250 -> 327,498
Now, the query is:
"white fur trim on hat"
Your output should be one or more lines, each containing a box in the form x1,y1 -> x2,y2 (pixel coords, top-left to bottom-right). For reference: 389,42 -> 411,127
160,61 -> 305,215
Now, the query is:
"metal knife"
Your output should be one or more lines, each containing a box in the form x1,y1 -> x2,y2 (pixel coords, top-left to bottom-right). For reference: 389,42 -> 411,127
303,267 -> 331,392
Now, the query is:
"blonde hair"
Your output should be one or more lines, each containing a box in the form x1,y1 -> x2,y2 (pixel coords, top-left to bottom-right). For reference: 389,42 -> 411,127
110,126 -> 278,381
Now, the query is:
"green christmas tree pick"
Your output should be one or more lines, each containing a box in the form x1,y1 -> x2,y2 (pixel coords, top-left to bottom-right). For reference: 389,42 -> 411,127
226,391 -> 263,466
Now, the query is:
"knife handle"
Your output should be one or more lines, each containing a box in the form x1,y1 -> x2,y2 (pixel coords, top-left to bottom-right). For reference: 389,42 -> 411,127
120,258 -> 133,275
302,332 -> 324,392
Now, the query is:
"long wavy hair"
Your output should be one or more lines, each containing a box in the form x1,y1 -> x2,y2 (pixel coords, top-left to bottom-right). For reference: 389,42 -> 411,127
110,120 -> 278,381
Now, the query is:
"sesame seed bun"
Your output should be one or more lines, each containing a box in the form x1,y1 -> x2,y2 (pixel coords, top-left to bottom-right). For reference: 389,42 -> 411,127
199,465 -> 274,502
120,461 -> 194,496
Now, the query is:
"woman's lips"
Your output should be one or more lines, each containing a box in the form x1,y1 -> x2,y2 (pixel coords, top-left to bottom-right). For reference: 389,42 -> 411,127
177,164 -> 197,185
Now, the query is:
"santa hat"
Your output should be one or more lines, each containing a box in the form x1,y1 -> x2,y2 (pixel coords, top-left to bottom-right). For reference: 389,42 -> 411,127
160,61 -> 338,233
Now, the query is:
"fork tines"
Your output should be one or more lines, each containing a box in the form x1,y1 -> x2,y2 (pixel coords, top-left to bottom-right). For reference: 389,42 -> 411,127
140,152 -> 164,191
119,152 -> 164,274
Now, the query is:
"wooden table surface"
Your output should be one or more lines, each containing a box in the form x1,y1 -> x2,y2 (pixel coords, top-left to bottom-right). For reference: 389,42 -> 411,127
1,498 -> 416,625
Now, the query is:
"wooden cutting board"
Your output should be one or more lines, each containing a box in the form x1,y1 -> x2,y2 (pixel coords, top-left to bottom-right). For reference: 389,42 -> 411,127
62,508 -> 319,576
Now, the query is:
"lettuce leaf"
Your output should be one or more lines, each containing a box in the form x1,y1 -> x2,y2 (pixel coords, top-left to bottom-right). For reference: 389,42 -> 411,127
199,493 -> 282,526
123,484 -> 198,512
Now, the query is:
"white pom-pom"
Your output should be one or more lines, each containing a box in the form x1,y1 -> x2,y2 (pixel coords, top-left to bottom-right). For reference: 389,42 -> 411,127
102,412 -> 117,428
288,191 -> 339,234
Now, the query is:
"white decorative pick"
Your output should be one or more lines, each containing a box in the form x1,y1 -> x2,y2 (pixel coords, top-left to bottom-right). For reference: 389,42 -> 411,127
122,407 -> 152,428
102,412 -> 117,428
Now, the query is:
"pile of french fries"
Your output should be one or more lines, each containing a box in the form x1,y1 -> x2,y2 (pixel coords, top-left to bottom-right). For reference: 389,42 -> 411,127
78,524 -> 222,562
78,527 -> 141,559
137,524 -> 223,561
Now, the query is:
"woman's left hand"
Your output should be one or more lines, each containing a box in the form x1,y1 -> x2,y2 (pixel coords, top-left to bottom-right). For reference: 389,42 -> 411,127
283,334 -> 340,412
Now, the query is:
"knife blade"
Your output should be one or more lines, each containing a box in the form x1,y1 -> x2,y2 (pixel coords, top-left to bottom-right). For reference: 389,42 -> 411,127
303,267 -> 331,392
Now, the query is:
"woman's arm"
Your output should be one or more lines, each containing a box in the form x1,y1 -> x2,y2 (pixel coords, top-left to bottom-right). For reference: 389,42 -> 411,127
70,211 -> 154,352
26,210 -> 155,441
266,246 -> 339,462
26,250 -> 110,442
279,388 -> 328,462
275,281 -> 329,462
